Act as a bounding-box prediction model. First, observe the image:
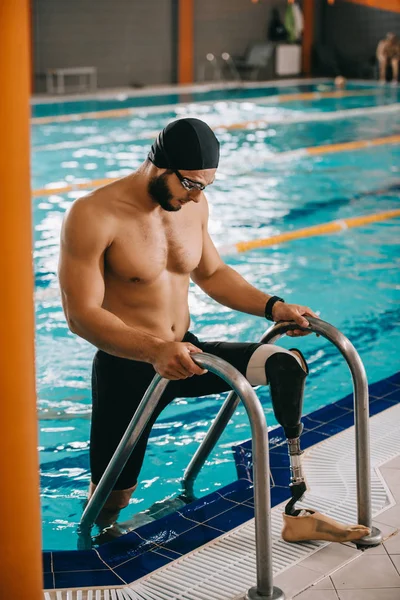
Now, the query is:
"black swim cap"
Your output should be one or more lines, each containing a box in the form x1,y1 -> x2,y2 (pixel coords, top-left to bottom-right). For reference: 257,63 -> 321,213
148,118 -> 220,170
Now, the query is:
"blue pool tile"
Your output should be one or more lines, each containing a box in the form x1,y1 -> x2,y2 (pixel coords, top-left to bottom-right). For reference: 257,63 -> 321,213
305,404 -> 349,425
375,388 -> 400,403
154,547 -> 182,559
334,393 -> 355,411
52,549 -> 105,573
269,449 -> 289,468
178,489 -> 222,516
218,478 -> 253,497
159,523 -> 223,555
97,530 -> 156,568
42,551 -> 52,573
299,430 -> 330,450
223,486 -> 254,505
54,569 -> 123,588
314,420 -> 348,437
134,511 -> 196,545
234,455 -> 253,480
268,428 -> 286,448
218,479 -> 254,504
369,398 -> 399,416
43,572 -> 54,590
315,411 -> 355,436
271,486 -> 291,507
205,503 -> 254,532
114,550 -> 172,583
270,468 -> 290,487
180,494 -> 235,524
301,416 -> 322,431
244,485 -> 290,508
369,380 -> 400,399
386,372 -> 400,386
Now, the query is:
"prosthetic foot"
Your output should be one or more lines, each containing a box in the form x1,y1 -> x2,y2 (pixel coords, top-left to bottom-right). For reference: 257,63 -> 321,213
266,348 -> 370,544
282,510 -> 371,543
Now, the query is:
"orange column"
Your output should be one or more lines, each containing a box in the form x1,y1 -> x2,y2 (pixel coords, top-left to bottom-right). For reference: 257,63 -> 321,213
302,0 -> 315,76
0,1 -> 43,599
178,0 -> 194,84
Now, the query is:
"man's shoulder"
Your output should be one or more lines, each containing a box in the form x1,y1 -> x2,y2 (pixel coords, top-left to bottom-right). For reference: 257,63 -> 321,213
66,183 -> 119,222
62,190 -> 118,247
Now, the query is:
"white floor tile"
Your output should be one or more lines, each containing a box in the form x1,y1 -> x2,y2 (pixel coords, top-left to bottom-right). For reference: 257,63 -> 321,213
383,456 -> 400,470
384,531 -> 400,555
380,467 -> 400,494
294,590 -> 338,600
391,554 -> 400,576
298,543 -> 360,574
311,577 -> 335,590
331,554 -> 400,589
372,520 -> 399,539
338,590 -> 400,600
273,565 -> 321,598
374,505 -> 400,529
362,542 -> 387,554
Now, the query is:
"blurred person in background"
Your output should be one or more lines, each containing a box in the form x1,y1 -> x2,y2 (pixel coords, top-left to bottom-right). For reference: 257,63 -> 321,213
376,32 -> 399,84
334,75 -> 347,90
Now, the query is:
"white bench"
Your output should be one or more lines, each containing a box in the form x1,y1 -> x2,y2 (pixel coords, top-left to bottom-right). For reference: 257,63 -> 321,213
46,66 -> 97,94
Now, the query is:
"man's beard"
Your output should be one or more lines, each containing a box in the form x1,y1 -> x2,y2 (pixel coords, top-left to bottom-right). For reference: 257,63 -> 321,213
148,173 -> 184,212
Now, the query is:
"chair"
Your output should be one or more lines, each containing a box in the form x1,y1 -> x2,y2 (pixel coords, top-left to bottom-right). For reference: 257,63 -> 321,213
231,43 -> 274,80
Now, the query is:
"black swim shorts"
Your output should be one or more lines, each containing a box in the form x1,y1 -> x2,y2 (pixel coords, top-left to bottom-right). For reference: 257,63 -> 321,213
90,331 -> 262,490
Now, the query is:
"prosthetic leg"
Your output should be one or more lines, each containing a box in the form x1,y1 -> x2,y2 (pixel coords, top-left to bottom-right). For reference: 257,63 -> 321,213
265,349 -> 308,516
265,349 -> 370,543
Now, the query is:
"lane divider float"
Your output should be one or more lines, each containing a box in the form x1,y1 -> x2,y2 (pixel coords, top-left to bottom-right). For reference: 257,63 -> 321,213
219,209 -> 400,255
32,134 -> 400,198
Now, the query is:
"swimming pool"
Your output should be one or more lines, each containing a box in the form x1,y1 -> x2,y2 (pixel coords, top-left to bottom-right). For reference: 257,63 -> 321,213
32,81 -> 400,550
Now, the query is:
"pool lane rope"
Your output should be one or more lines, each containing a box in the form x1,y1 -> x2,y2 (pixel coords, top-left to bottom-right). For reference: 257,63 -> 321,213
219,208 -> 400,255
32,134 -> 400,198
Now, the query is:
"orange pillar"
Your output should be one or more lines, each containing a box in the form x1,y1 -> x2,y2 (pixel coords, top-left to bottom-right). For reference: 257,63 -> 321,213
178,0 -> 194,84
302,0 -> 315,76
0,2 -> 43,599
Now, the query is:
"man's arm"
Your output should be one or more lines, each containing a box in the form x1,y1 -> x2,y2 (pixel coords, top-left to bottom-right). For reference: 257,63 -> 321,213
58,198 -> 164,362
191,197 -> 317,332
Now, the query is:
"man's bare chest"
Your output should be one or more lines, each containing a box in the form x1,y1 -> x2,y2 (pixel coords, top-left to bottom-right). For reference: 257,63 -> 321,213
105,216 -> 203,283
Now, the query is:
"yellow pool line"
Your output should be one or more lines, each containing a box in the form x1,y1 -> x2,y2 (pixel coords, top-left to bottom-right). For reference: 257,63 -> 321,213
305,134 -> 400,156
226,209 -> 400,254
32,133 -> 400,197
33,177 -> 116,197
31,89 -> 378,125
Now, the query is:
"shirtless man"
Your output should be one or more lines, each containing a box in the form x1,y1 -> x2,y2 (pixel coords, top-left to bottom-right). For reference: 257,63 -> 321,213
376,32 -> 399,83
59,118 -> 316,525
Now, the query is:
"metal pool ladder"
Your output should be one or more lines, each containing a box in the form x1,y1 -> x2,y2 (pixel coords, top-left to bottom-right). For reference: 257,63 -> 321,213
80,317 -> 382,600
183,316 -> 382,547
80,352 -> 284,599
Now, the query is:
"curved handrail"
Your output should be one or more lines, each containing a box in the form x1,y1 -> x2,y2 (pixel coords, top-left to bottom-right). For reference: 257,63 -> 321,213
79,352 -> 284,600
183,317 -> 382,547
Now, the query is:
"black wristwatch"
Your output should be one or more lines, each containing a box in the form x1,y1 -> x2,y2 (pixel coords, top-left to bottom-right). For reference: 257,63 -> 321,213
264,296 -> 285,321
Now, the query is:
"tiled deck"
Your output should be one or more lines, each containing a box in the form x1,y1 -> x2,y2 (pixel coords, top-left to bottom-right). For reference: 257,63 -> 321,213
293,456 -> 400,600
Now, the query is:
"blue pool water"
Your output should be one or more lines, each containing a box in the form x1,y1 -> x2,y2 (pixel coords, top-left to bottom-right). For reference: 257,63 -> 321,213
32,82 -> 400,550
